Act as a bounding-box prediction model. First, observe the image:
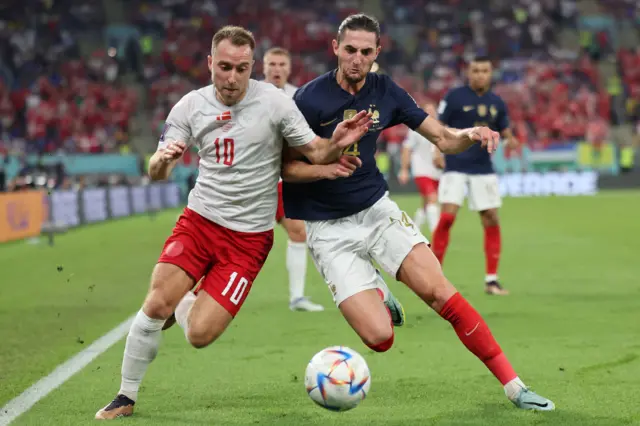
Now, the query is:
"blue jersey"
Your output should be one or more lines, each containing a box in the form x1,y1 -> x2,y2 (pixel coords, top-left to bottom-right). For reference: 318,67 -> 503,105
282,70 -> 428,221
438,86 -> 509,175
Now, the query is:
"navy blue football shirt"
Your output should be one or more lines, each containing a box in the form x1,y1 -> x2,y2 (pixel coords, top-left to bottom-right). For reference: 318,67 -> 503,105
438,86 -> 509,174
282,70 -> 428,221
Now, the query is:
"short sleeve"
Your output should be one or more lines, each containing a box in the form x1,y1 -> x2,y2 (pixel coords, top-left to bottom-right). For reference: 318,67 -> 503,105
437,91 -> 455,126
273,92 -> 316,147
158,92 -> 194,150
387,77 -> 428,130
495,99 -> 510,132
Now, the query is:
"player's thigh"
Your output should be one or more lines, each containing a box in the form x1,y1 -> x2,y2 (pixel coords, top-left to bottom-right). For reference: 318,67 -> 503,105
468,173 -> 502,212
305,219 -> 376,306
438,172 -> 467,207
366,196 -> 429,280
397,243 -> 456,312
147,208 -> 211,319
281,217 -> 306,243
185,287 -> 233,348
197,228 -> 274,319
339,288 -> 393,346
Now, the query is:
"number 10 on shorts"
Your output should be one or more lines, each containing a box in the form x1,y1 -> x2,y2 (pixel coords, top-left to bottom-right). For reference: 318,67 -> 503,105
222,271 -> 248,305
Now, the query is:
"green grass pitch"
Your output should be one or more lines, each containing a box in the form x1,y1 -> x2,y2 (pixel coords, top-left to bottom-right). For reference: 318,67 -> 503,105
1,191 -> 639,425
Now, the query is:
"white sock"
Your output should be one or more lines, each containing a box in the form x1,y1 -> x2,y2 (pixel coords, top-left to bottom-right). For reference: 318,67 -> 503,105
425,204 -> 440,233
413,207 -> 426,229
286,241 -> 307,302
119,310 -> 165,402
485,274 -> 498,283
175,291 -> 197,339
504,376 -> 527,400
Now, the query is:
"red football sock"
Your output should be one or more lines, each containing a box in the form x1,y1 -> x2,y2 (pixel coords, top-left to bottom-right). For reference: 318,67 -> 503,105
439,292 -> 517,385
431,212 -> 456,264
368,333 -> 394,352
484,225 -> 501,276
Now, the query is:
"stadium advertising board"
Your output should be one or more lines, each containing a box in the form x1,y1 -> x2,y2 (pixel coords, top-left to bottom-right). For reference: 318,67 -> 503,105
46,183 -> 180,229
0,190 -> 47,243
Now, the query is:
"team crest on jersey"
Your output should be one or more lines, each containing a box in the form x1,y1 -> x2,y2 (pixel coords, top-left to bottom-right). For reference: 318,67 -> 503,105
490,105 -> 497,118
478,104 -> 487,117
343,109 -> 357,120
368,105 -> 380,125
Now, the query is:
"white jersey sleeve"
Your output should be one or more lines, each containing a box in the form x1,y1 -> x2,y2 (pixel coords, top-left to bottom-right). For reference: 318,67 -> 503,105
407,130 -> 442,180
271,92 -> 316,148
158,91 -> 197,149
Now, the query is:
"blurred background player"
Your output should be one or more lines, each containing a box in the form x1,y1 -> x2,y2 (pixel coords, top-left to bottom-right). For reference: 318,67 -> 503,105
398,102 -> 443,233
431,56 -> 518,295
263,47 -> 324,312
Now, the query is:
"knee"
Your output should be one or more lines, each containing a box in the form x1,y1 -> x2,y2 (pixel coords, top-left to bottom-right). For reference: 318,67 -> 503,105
362,326 -> 395,353
481,210 -> 499,227
186,317 -> 225,349
143,289 -> 176,320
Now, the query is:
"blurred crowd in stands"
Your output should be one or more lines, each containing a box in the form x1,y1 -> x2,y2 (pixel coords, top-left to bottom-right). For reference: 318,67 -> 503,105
0,0 -> 639,166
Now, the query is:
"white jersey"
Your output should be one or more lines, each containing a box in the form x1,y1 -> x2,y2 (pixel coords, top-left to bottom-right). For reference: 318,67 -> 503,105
159,80 -> 315,232
278,83 -> 298,184
282,83 -> 298,98
403,130 -> 442,180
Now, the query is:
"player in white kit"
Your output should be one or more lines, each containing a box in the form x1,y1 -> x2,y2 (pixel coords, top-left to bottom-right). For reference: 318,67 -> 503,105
398,103 -> 443,233
95,26 -> 370,420
263,47 -> 324,312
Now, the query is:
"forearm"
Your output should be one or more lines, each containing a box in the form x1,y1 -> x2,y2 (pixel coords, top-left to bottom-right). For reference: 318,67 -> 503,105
148,152 -> 177,181
435,127 -> 477,154
417,117 -> 476,155
304,136 -> 343,165
400,146 -> 411,173
282,160 -> 330,183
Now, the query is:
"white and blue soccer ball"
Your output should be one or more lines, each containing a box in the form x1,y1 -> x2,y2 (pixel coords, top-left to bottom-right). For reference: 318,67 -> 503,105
305,346 -> 371,411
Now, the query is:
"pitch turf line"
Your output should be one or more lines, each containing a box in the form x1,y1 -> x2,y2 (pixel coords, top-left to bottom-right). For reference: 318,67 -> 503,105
0,314 -> 135,426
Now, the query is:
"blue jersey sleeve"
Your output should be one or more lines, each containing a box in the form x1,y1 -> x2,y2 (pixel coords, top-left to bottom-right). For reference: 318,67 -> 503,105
387,78 -> 428,130
496,98 -> 510,132
437,90 -> 455,126
292,86 -> 318,130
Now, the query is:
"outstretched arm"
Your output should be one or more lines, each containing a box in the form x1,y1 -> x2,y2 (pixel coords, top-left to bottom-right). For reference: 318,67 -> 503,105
415,116 -> 500,155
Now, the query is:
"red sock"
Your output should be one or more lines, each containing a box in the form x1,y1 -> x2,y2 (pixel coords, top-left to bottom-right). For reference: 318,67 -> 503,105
368,333 -> 394,352
484,225 -> 501,277
439,292 -> 517,385
431,212 -> 456,264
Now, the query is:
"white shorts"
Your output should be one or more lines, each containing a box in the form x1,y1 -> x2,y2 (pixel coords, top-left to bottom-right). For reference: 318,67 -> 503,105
438,172 -> 502,211
305,193 -> 429,306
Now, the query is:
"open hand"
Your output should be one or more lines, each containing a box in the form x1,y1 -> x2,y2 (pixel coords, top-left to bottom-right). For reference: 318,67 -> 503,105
331,110 -> 372,151
469,127 -> 500,153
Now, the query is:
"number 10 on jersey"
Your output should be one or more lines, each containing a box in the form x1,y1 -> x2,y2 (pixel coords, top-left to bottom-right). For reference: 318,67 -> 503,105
214,138 -> 235,165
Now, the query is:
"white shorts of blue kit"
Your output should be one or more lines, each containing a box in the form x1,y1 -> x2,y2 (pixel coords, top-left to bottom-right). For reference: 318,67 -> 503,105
305,193 -> 429,306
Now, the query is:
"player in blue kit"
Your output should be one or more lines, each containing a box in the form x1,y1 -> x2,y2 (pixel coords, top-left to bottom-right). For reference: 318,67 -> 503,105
431,57 -> 518,295
282,14 -> 554,411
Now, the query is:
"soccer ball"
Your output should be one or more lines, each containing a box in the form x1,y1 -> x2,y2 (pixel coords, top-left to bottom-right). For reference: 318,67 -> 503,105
304,346 -> 371,411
